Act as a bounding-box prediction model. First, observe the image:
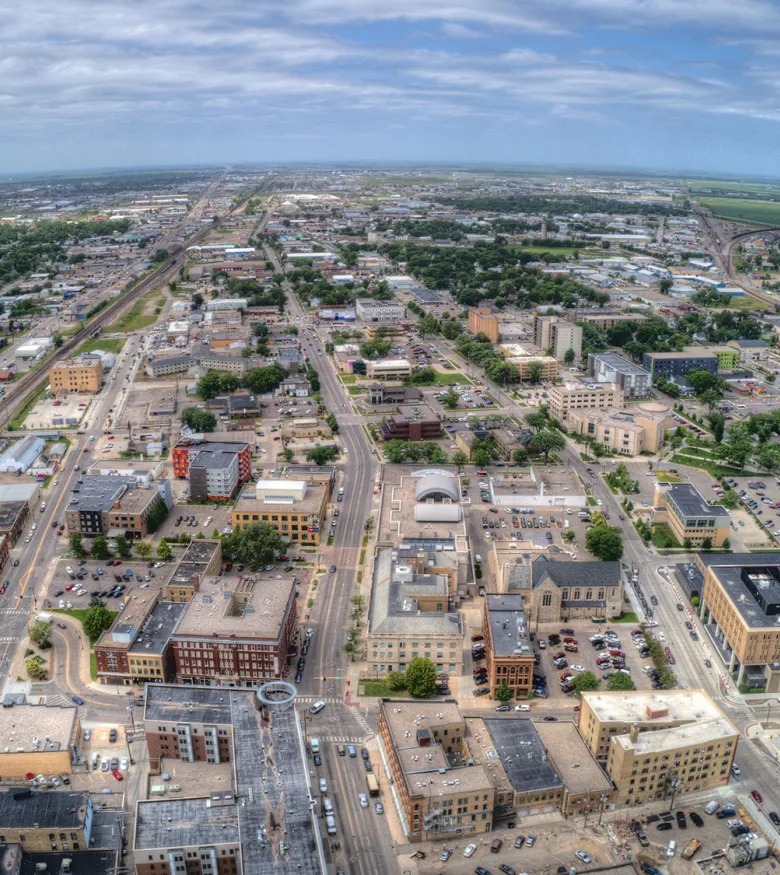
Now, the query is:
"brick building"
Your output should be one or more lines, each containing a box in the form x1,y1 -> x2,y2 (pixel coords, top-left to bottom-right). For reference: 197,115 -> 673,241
171,438 -> 251,483
481,594 -> 534,700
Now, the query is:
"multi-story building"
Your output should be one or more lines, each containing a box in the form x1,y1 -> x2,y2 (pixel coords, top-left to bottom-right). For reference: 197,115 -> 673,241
367,547 -> 463,677
697,553 -> 780,690
529,557 -> 623,624
380,406 -> 442,441
48,354 -> 103,394
65,475 -> 171,539
642,349 -> 718,379
468,307 -> 500,343
171,576 -> 298,687
586,352 -> 652,398
231,479 -> 328,545
481,594 -> 534,700
378,700 -> 495,843
507,355 -> 559,382
366,358 -> 413,380
564,310 -> 649,334
547,381 -> 623,421
652,483 -> 730,548
356,299 -> 406,322
136,683 -> 326,875
187,450 -> 240,501
704,345 -> 741,370
567,407 -> 665,455
533,315 -> 583,361
578,691 -> 738,805
0,791 -> 98,853
164,539 -> 223,602
727,338 -> 769,365
0,705 -> 80,778
172,438 -> 251,483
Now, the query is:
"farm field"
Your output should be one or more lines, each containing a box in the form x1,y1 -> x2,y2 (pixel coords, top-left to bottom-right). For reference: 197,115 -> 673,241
698,196 -> 780,226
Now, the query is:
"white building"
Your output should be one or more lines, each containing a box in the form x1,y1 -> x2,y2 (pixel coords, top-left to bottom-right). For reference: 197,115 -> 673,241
206,298 -> 249,311
0,435 -> 46,473
255,480 -> 308,503
16,337 -> 53,359
355,299 -> 406,322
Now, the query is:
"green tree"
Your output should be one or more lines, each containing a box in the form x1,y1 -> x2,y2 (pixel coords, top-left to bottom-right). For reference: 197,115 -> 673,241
113,535 -> 132,561
564,347 -> 576,364
659,278 -> 673,295
83,605 -> 115,642
69,532 -> 84,558
685,369 -> 722,395
135,541 -> 152,557
157,541 -> 173,560
658,667 -> 676,689
326,413 -> 339,434
442,389 -> 460,409
716,421 -> 753,470
244,364 -> 288,394
387,670 -> 408,692
525,411 -> 548,433
196,370 -> 224,400
470,437 -> 500,468
512,447 -> 529,466
529,429 -> 565,463
495,682 -> 513,702
222,522 -> 286,570
606,672 -> 636,691
572,671 -> 601,694
91,536 -> 111,560
683,537 -> 693,550
52,332 -> 64,348
181,408 -> 217,432
29,621 -> 52,649
146,498 -> 169,533
585,524 -> 624,562
282,448 -> 294,462
25,657 -> 47,680
710,412 -> 725,444
405,657 -> 438,698
307,445 -> 338,465
702,537 -> 713,552
452,450 -> 469,471
359,338 -> 392,359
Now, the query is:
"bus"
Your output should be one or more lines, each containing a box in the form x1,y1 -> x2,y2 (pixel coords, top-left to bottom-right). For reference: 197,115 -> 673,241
366,773 -> 379,797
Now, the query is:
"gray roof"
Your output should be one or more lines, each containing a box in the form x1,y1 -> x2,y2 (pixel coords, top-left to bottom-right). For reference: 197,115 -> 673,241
0,790 -> 90,829
369,547 -> 462,637
415,473 -> 458,502
486,594 -> 532,657
483,719 -> 564,794
665,483 -> 730,519
700,554 -> 780,629
135,797 -> 238,850
732,339 -> 768,348
68,474 -> 134,513
532,556 -> 621,589
129,601 -> 186,654
413,504 -> 462,522
588,351 -> 651,376
189,450 -> 237,472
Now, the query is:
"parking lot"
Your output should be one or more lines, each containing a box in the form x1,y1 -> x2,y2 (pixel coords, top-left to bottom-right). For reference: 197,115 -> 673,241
44,557 -> 168,608
156,504 -> 232,540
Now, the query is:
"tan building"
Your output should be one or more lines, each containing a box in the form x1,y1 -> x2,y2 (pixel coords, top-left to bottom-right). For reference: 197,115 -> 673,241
378,700 -> 496,843
231,478 -> 328,545
0,790 -> 96,852
529,557 -> 624,625
697,553 -> 780,689
508,355 -> 559,382
367,547 -> 463,677
0,705 -> 80,778
281,417 -> 333,439
652,483 -> 730,548
533,315 -> 583,361
366,358 -> 413,380
567,407 -> 665,455
578,691 -> 738,805
164,539 -> 223,602
482,594 -> 534,699
49,354 -> 102,394
469,307 -> 500,343
548,381 -> 623,421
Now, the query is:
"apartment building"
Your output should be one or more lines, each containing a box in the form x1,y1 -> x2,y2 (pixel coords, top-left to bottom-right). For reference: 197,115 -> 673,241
355,299 -> 406,322
587,352 -> 652,399
481,594 -> 534,700
48,354 -> 103,394
578,691 -> 738,805
727,338 -> 770,365
187,450 -> 240,501
367,547 -> 463,677
468,307 -> 500,343
564,310 -> 648,333
366,358 -> 413,380
507,355 -> 559,382
652,483 -> 730,548
172,438 -> 251,483
697,553 -> 780,690
378,700 -> 495,843
642,349 -> 718,379
529,557 -> 624,624
0,705 -> 80,779
567,407 -> 665,455
380,407 -> 442,441
0,791 -> 96,853
704,345 -> 741,370
533,315 -> 583,361
171,576 -> 297,687
231,479 -> 328,545
65,474 -> 171,539
547,381 -> 624,421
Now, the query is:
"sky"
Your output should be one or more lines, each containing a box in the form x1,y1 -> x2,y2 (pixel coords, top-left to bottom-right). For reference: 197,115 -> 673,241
5,0 -> 780,176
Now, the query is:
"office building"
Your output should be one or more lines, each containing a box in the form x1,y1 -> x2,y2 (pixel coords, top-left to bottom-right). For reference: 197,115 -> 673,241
65,474 -> 171,539
578,691 -> 738,805
366,358 -> 413,380
231,479 -> 328,545
187,450 -> 240,501
529,557 -> 623,624
136,683 -> 326,875
481,594 -> 534,700
587,352 -> 652,399
727,338 -> 770,365
533,315 -> 582,361
697,553 -> 780,690
164,540 -> 223,602
507,355 -> 559,382
172,438 -> 251,483
48,355 -> 103,394
0,705 -> 80,778
567,407 -> 665,455
367,547 -> 463,677
652,483 -> 730,548
642,349 -> 718,379
355,299 -> 406,322
380,406 -> 442,441
548,381 -> 623,421
468,307 -> 500,343
0,791 -> 96,852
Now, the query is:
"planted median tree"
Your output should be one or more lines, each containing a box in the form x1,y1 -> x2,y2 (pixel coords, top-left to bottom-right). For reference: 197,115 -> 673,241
405,657 -> 438,698
29,621 -> 52,649
91,536 -> 111,560
572,671 -> 601,694
69,533 -> 85,559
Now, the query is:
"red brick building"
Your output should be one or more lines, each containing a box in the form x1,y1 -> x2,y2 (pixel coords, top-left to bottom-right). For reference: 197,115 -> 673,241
171,438 -> 251,482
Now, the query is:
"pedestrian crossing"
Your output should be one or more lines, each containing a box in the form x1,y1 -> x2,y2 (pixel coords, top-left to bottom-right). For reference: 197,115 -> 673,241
321,735 -> 365,744
0,609 -> 26,616
42,694 -> 72,707
295,696 -> 342,705
0,636 -> 20,642
348,706 -> 372,736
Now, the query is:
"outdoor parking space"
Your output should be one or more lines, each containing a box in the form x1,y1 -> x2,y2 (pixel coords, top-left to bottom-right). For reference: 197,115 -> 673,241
45,557 -> 168,606
23,395 -> 92,430
157,504 -> 232,539
534,619 -> 654,700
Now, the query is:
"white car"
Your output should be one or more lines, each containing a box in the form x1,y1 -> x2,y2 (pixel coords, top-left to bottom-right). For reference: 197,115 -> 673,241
575,851 -> 591,864
358,793 -> 368,808
463,844 -> 477,858
570,664 -> 585,672
596,500 -> 603,506
319,778 -> 327,793
657,632 -> 665,642
120,757 -> 129,771
645,620 -> 658,627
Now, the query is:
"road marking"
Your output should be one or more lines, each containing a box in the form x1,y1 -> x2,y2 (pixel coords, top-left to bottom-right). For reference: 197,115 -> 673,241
347,706 -> 372,736
0,609 -> 27,616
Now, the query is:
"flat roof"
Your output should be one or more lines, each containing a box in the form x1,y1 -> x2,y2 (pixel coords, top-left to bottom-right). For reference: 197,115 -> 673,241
589,351 -> 651,376
188,450 -> 237,471
135,796 -> 239,850
0,704 -> 77,753
68,475 -> 130,513
664,482 -> 730,519
234,482 -> 325,516
483,719 -> 564,794
381,699 -> 463,749
144,684 -> 233,726
0,500 -> 27,529
534,722 -> 613,796
0,790 -> 90,829
613,716 -> 738,755
582,689 -> 724,724
129,601 -> 187,654
645,350 -> 717,360
486,594 -> 532,658
19,850 -> 117,875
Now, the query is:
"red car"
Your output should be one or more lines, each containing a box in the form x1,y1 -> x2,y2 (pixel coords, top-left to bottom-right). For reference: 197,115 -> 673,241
112,770 -> 124,781
65,583 -> 75,591
563,637 -> 578,644
664,646 -> 676,665
752,790 -> 763,804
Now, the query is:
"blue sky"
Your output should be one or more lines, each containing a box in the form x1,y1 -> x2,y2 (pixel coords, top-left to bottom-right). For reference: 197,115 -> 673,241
5,0 -> 780,176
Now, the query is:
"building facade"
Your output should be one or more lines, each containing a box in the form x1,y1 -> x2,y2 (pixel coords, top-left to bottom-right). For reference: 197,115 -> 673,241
548,382 -> 624,421
482,594 -> 534,700
468,307 -> 500,343
172,439 -> 251,483
355,299 -> 406,322
642,350 -> 718,379
586,352 -> 652,398
49,355 -> 103,394
652,483 -> 730,548
567,408 -> 665,455
366,359 -> 413,380
188,451 -> 240,501
529,558 -> 623,624
509,356 -> 559,382
231,479 -> 328,545
533,316 -> 583,361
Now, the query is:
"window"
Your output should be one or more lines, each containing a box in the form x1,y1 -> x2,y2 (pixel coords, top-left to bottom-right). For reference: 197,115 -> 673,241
542,592 -> 552,606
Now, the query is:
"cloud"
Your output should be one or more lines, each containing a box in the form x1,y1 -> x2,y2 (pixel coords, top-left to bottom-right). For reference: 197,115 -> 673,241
440,22 -> 486,39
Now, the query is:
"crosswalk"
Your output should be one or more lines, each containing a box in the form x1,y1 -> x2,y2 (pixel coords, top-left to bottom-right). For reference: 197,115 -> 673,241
321,735 -> 365,744
0,636 -> 20,642
295,696 -> 342,705
0,609 -> 27,616
347,706 -> 373,736
42,694 -> 72,707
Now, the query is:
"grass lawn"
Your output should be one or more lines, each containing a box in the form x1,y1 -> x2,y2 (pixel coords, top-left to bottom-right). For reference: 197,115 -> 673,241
611,611 -> 639,623
347,386 -> 364,395
432,370 -> 471,385
670,453 -> 746,478
8,382 -> 48,430
90,653 -> 97,681
588,496 -> 598,506
361,679 -> 403,696
655,472 -> 682,483
341,375 -> 357,384
713,296 -> 765,312
75,337 -> 126,355
698,196 -> 780,226
51,608 -> 119,644
652,522 -> 682,549
108,288 -> 164,332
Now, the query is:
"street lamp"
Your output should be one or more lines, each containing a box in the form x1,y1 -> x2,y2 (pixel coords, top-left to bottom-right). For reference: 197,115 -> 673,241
125,707 -> 135,765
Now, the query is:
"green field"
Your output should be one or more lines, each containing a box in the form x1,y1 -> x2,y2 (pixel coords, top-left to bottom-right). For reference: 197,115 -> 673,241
687,179 -> 780,195
698,197 -> 780,226
108,289 -> 165,332
75,337 -> 126,355
432,370 -> 471,385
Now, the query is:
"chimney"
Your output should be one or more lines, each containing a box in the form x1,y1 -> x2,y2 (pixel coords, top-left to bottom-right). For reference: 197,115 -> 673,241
629,723 -> 639,744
